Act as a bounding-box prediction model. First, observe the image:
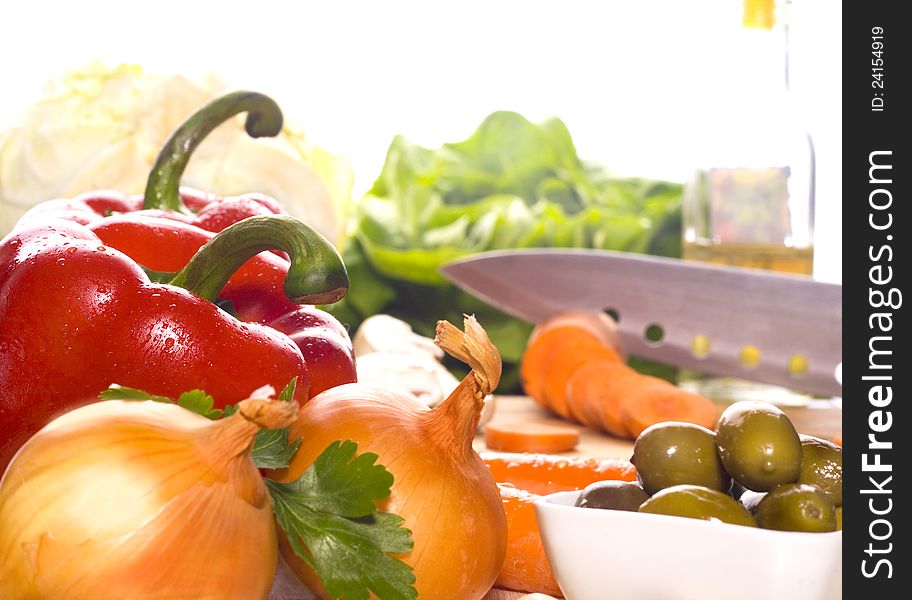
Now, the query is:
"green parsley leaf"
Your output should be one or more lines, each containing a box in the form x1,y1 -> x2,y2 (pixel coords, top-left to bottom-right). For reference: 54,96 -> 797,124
266,440 -> 417,600
282,439 -> 393,517
221,378 -> 300,469
101,385 -> 223,419
99,384 -> 172,403
278,376 -> 298,402
176,389 -> 223,419
250,429 -> 301,469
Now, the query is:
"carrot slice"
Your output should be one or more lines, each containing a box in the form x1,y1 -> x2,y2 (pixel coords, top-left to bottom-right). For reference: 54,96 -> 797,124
562,361 -> 602,429
528,310 -> 623,358
619,379 -> 719,437
496,484 -> 562,597
521,310 -> 623,408
520,310 -> 719,443
482,451 -> 637,496
520,326 -> 600,405
542,339 -> 622,419
484,423 -> 580,454
598,371 -> 673,438
564,359 -> 643,435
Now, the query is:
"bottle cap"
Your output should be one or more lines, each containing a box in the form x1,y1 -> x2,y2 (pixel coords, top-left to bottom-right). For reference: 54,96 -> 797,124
743,0 -> 776,30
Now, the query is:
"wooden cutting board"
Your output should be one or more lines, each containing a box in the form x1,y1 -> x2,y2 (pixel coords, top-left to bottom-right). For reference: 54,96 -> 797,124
483,395 -> 841,448
476,395 -> 841,455
474,396 -> 636,458
267,395 -> 841,598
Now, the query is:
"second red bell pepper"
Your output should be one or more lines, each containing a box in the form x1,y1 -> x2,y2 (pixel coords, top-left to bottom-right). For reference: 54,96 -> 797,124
0,212 -> 347,470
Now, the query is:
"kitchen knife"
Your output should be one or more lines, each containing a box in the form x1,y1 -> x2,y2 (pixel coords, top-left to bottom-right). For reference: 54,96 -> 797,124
440,249 -> 841,397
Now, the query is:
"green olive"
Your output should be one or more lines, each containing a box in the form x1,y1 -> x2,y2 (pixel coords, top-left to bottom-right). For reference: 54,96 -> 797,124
639,484 -> 757,527
836,506 -> 842,530
740,490 -> 766,515
755,483 -> 837,532
797,434 -> 842,506
574,480 -> 650,512
631,422 -> 731,495
715,401 -> 801,491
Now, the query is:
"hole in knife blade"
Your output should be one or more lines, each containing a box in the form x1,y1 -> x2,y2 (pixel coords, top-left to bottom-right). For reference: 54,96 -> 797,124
835,362 -> 842,385
603,307 -> 621,323
644,323 -> 664,346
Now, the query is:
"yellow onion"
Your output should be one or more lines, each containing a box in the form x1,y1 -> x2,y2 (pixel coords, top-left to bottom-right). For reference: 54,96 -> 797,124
0,396 -> 297,599
273,316 -> 507,599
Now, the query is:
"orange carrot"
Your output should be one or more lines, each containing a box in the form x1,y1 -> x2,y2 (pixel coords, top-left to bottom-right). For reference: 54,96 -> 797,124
496,484 -> 563,597
542,340 -> 622,418
565,359 -> 644,436
521,310 -> 623,407
521,311 -> 720,442
619,379 -> 719,437
482,451 -> 637,496
484,423 -> 580,454
520,326 -> 598,405
597,371 -> 673,438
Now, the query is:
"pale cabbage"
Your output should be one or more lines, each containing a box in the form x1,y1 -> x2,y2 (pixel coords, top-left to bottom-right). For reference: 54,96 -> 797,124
0,63 -> 352,244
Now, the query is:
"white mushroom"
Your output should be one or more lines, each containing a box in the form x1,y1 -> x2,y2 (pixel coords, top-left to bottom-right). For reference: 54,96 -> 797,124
355,352 -> 458,408
353,314 -> 495,427
353,314 -> 443,360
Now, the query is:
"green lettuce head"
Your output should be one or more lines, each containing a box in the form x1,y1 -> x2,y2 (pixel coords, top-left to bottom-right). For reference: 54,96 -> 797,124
329,110 -> 683,391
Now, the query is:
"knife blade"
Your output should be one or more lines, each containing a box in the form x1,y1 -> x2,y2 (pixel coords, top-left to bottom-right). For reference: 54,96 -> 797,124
440,249 -> 842,397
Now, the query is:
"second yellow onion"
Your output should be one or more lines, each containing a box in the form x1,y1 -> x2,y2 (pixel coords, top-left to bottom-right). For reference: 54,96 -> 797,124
273,316 -> 508,599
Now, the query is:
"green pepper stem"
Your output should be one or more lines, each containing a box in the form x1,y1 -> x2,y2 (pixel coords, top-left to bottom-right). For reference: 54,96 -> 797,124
143,91 -> 283,212
170,215 -> 349,305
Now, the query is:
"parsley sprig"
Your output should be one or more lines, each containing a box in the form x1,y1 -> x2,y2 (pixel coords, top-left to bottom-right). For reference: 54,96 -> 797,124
268,441 -> 417,600
222,379 -> 302,468
100,381 -> 417,600
100,385 -> 224,419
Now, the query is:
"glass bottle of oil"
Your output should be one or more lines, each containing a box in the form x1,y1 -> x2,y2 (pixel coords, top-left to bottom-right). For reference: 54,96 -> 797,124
683,0 -> 814,274
681,0 -> 818,406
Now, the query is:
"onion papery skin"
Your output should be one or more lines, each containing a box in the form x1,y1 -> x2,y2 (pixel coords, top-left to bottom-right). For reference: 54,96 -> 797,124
273,383 -> 508,600
0,400 -> 277,600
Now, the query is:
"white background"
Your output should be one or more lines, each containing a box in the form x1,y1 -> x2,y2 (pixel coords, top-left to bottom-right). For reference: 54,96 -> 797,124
0,0 -> 841,281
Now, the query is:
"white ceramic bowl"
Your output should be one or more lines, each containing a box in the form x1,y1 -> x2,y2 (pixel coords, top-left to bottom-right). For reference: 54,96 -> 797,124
535,491 -> 841,600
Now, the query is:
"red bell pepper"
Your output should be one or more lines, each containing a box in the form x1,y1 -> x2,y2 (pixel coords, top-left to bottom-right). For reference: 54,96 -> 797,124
0,212 -> 348,470
14,92 -> 300,322
15,94 -> 356,380
0,92 -> 356,470
86,210 -> 358,400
